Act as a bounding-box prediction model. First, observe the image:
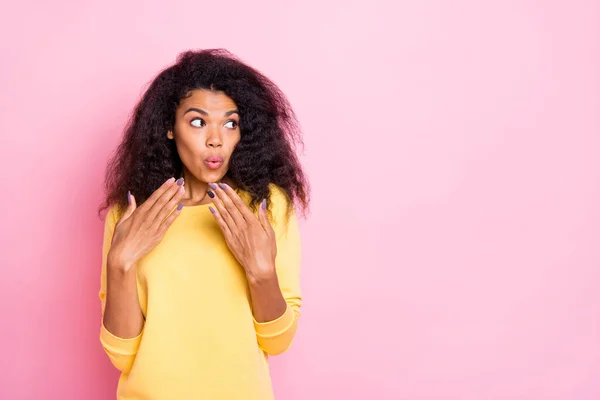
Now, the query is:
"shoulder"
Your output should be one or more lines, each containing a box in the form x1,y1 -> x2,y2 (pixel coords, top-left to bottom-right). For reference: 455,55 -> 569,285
268,184 -> 290,207
267,184 -> 294,220
266,184 -> 300,239
103,204 -> 125,231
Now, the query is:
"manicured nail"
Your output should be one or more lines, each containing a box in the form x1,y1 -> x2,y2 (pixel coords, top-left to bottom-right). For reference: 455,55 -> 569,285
218,183 -> 228,190
127,191 -> 131,204
208,183 -> 218,190
167,177 -> 175,184
261,199 -> 267,210
209,206 -> 216,214
177,203 -> 184,211
207,190 -> 215,198
176,178 -> 184,186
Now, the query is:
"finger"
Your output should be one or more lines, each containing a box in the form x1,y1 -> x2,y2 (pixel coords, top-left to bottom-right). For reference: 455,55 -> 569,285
210,183 -> 246,227
211,192 -> 236,232
138,177 -> 176,213
209,206 -> 233,239
157,202 -> 184,236
257,198 -> 274,236
216,183 -> 255,221
116,191 -> 137,226
151,184 -> 185,229
147,178 -> 185,223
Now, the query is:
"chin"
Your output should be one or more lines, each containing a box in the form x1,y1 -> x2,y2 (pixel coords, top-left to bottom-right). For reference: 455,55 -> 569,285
197,168 -> 227,183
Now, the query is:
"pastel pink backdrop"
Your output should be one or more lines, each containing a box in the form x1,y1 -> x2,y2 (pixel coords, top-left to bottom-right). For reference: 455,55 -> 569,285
1,1 -> 598,399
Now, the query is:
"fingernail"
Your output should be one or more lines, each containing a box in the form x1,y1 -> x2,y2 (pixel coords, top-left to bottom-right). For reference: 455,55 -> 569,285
209,206 -> 216,214
218,183 -> 228,190
177,203 -> 184,211
208,183 -> 218,190
207,190 -> 215,198
167,177 -> 175,184
127,191 -> 131,204
176,178 -> 184,186
261,199 -> 267,210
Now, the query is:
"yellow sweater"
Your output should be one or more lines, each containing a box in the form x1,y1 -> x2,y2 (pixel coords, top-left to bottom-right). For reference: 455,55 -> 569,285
99,186 -> 302,399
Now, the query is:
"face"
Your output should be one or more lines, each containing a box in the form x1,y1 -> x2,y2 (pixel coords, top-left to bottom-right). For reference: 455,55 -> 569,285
168,90 -> 241,184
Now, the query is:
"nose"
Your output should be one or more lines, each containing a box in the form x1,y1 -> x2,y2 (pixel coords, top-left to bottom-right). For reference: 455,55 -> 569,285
205,125 -> 222,148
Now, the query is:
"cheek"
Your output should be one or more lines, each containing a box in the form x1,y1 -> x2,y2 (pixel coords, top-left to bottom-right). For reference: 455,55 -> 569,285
226,133 -> 242,153
174,131 -> 201,159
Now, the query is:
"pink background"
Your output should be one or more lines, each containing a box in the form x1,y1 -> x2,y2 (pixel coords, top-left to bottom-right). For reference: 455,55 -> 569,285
1,1 -> 599,399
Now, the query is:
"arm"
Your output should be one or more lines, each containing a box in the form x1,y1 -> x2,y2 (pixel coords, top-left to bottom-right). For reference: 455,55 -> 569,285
99,207 -> 144,374
209,183 -> 302,356
250,208 -> 302,355
99,178 -> 186,373
103,264 -> 144,339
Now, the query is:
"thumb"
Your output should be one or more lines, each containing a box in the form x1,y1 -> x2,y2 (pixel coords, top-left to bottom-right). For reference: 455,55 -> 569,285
117,191 -> 137,225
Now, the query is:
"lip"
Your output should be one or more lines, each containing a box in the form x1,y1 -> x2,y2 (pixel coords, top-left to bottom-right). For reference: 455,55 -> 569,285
204,156 -> 224,170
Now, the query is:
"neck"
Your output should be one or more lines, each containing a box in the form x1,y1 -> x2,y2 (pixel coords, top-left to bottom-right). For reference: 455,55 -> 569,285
180,168 -> 237,206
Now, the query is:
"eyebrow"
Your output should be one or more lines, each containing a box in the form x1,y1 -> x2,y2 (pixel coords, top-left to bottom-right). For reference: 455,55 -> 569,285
183,108 -> 239,117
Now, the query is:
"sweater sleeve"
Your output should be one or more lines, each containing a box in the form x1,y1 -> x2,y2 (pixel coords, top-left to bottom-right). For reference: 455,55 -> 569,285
253,187 -> 303,355
98,206 -> 143,374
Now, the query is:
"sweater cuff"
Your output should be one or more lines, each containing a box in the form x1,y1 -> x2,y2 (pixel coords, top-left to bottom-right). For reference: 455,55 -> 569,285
100,322 -> 143,355
253,303 -> 295,338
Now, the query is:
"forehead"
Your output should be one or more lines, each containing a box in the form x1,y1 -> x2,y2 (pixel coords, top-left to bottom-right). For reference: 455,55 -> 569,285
178,89 -> 237,111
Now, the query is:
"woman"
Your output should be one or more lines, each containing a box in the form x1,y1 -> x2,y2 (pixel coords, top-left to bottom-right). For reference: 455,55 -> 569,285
99,49 -> 309,399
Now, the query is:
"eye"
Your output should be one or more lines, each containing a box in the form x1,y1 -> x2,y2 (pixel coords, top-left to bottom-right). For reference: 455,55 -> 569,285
224,120 -> 238,129
190,118 -> 205,128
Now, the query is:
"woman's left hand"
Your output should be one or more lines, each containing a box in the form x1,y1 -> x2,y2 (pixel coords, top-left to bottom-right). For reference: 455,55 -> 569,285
208,183 -> 277,283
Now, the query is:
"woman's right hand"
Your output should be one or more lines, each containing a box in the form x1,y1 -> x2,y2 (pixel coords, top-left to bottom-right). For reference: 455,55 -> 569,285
107,177 -> 185,272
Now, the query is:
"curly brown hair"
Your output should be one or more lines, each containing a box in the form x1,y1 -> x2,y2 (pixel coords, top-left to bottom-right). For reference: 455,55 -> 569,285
101,49 -> 309,217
